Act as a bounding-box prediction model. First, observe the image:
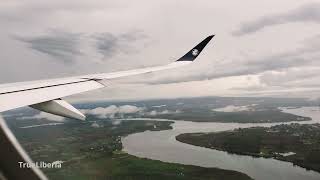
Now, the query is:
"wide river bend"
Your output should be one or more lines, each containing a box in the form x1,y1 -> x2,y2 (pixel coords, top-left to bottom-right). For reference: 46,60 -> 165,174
122,107 -> 320,180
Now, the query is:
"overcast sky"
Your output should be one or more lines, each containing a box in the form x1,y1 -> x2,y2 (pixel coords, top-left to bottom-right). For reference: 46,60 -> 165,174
1,0 -> 320,101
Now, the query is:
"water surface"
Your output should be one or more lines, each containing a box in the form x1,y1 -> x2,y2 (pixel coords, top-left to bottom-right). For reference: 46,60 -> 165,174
122,107 -> 320,180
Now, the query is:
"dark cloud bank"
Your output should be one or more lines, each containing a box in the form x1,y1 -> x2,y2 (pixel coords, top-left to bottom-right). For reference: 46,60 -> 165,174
15,30 -> 147,63
234,3 -> 320,36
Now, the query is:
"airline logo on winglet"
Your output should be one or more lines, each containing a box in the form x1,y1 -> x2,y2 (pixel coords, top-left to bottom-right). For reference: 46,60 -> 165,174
176,35 -> 214,62
192,49 -> 199,56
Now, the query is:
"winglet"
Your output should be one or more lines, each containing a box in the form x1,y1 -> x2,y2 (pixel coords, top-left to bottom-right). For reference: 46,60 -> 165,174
176,35 -> 214,62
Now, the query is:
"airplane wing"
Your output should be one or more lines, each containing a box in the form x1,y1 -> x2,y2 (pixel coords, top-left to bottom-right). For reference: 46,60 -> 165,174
0,35 -> 214,120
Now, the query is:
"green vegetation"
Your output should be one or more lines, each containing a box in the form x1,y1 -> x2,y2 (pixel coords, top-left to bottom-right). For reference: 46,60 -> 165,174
150,109 -> 310,123
14,119 -> 253,180
176,123 -> 320,172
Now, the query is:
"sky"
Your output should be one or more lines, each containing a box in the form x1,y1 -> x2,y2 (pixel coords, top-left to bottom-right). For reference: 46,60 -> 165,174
1,0 -> 320,101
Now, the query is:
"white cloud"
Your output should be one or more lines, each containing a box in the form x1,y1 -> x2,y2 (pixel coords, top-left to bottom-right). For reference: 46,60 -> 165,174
147,110 -> 181,116
111,120 -> 122,125
213,104 -> 257,112
81,104 -> 182,119
81,105 -> 144,118
91,121 -> 101,128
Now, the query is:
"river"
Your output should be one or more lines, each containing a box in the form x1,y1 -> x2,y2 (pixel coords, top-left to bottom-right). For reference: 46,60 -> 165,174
122,107 -> 320,180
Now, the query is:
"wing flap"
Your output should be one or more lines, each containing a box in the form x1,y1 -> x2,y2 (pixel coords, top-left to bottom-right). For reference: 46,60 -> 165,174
30,100 -> 86,121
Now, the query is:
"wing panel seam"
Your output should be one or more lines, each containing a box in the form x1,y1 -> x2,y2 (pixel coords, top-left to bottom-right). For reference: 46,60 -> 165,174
0,79 -> 93,95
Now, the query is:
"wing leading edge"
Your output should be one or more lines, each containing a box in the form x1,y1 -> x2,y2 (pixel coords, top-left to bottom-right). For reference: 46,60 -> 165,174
0,35 -> 214,120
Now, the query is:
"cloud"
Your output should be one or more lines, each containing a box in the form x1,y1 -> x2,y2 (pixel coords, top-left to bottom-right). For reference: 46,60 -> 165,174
213,105 -> 256,112
147,110 -> 181,116
93,30 -> 148,59
258,67 -> 320,88
2,1 -> 320,99
81,104 -> 182,119
111,120 -> 122,125
234,3 -> 320,36
16,30 -> 83,63
115,33 -> 320,85
15,30 -> 148,64
0,1 -> 113,22
91,121 -> 102,128
17,112 -> 65,122
81,105 -> 145,118
232,68 -> 320,94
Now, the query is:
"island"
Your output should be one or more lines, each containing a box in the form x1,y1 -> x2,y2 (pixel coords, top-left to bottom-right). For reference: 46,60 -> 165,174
176,123 -> 320,173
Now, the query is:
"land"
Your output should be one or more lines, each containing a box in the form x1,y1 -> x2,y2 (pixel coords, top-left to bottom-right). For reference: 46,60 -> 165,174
74,97 -> 313,123
148,108 -> 311,123
11,118 -> 253,180
5,97 -> 312,124
176,123 -> 320,172
4,96 -> 317,179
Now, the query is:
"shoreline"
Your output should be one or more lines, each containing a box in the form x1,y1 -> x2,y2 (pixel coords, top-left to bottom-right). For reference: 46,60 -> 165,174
176,123 -> 320,173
